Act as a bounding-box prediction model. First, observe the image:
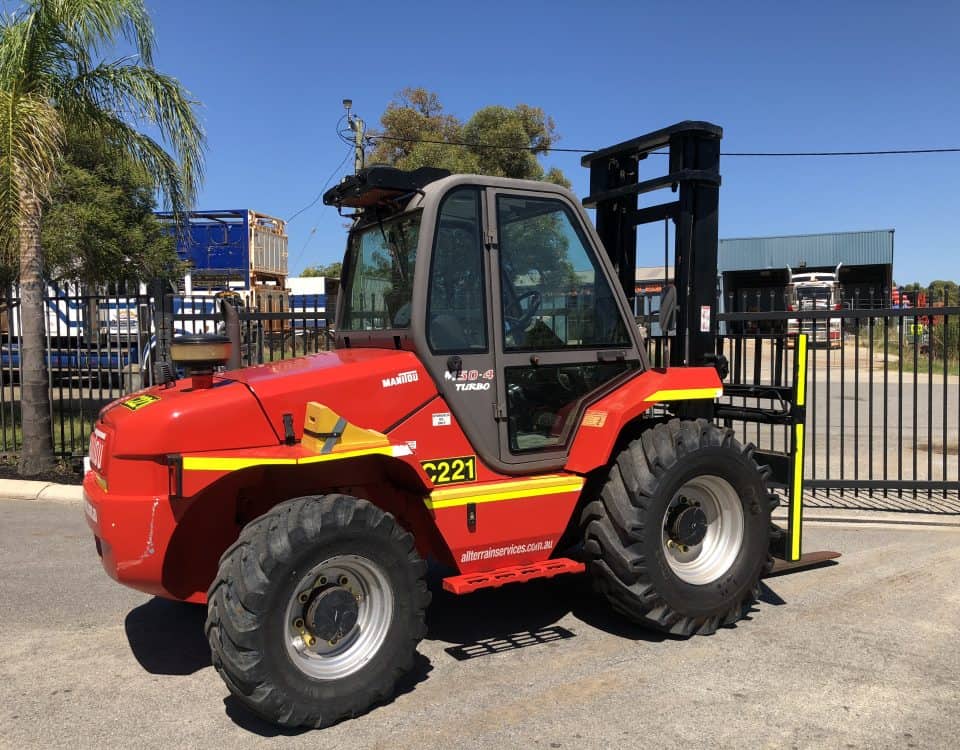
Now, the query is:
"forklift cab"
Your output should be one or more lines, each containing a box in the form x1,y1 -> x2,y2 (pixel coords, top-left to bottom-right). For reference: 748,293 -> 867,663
326,170 -> 646,475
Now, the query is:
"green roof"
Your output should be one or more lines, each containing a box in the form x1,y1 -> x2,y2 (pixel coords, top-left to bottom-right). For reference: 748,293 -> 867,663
719,230 -> 893,272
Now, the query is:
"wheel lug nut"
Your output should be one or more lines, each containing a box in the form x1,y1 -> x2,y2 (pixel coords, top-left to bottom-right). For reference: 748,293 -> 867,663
319,576 -> 327,585
338,576 -> 348,586
293,617 -> 304,629
297,592 -> 309,604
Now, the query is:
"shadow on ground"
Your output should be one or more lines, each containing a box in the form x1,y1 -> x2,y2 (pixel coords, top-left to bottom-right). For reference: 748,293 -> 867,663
223,653 -> 433,738
124,566 -> 786,733
424,569 -> 671,648
123,595 -> 434,736
125,597 -> 210,675
424,565 -> 791,646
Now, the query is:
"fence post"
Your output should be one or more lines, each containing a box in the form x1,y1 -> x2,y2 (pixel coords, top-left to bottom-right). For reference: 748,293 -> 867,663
221,298 -> 242,371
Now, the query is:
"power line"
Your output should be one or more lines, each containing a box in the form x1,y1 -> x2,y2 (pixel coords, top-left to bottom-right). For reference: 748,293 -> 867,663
366,133 -> 960,157
336,113 -> 355,148
286,148 -> 352,223
288,132 -> 958,228
722,148 -> 960,156
287,114 -> 367,224
289,226 -> 318,272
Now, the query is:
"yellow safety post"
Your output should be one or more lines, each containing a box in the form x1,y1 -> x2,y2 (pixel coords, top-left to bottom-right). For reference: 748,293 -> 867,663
788,333 -> 808,562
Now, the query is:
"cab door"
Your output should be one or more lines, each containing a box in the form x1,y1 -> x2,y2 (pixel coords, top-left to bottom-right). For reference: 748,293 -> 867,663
419,186 -> 502,467
486,189 -> 642,468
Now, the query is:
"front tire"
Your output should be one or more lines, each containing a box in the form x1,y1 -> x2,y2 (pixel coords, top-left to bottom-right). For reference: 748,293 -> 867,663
581,419 -> 776,636
205,494 -> 429,728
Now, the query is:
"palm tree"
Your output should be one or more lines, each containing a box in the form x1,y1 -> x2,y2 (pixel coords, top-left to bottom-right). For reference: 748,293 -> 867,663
0,0 -> 204,475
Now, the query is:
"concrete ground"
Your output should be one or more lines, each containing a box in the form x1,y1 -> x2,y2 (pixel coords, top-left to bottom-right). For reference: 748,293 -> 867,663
2,498 -> 958,749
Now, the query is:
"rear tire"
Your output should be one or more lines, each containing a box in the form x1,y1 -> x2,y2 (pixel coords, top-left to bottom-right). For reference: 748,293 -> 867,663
581,418 -> 776,636
205,494 -> 430,728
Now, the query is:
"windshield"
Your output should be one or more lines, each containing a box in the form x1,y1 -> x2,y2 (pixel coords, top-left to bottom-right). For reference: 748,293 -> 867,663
341,212 -> 420,330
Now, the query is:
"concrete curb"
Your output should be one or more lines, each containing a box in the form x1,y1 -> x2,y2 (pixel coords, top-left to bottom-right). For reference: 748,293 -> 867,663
773,507 -> 960,528
0,478 -> 83,503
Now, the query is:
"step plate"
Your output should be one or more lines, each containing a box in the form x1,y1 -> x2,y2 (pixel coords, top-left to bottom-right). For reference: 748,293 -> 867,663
443,558 -> 586,595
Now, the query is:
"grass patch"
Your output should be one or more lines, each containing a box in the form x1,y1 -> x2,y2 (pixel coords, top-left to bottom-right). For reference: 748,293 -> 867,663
895,347 -> 960,376
0,400 -> 101,457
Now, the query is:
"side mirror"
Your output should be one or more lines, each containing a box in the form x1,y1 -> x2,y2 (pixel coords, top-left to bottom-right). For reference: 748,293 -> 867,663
659,284 -> 677,333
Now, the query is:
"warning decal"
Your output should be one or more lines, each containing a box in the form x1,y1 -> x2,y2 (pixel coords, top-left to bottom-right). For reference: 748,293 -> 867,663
121,394 -> 161,411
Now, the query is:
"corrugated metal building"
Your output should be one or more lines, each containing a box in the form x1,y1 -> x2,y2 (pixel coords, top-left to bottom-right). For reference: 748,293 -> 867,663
719,229 -> 894,312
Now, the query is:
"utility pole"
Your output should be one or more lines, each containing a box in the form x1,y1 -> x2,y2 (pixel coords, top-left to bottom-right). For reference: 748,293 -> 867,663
343,98 -> 365,174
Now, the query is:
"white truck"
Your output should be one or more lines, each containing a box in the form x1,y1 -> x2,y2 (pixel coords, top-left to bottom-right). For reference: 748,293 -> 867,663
786,264 -> 843,348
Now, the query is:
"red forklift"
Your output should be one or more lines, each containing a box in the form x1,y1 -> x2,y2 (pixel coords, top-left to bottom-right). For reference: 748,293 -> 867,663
83,121 -> 819,728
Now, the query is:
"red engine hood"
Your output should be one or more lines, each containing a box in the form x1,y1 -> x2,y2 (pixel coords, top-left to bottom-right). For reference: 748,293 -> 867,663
228,348 -> 437,440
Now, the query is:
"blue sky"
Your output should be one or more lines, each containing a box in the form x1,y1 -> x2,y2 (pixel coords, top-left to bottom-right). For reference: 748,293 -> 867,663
143,0 -> 959,284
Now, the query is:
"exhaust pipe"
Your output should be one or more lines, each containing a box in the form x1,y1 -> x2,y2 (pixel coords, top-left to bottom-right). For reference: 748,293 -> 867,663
220,297 -> 242,371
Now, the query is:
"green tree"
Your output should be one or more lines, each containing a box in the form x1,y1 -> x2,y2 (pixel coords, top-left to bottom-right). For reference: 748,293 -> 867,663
0,0 -> 204,475
301,262 -> 342,278
368,89 -> 574,297
368,88 -> 569,186
927,280 -> 959,306
41,129 -> 181,285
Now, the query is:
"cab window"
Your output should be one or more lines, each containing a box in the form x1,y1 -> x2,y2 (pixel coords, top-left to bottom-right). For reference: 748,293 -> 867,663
427,188 -> 487,352
497,195 -> 630,351
341,212 -> 420,330
505,361 -> 636,452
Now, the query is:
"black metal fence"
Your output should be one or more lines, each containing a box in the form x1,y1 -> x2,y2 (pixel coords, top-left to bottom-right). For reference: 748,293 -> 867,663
0,287 -> 331,461
639,291 -> 960,513
6,285 -> 960,514
161,292 -> 333,367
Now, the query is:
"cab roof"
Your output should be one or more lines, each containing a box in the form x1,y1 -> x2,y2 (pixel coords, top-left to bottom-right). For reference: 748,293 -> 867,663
323,166 -> 576,215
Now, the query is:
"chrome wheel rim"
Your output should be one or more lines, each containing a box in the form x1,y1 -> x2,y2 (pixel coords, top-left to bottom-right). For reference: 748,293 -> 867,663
662,475 -> 744,585
283,554 -> 393,680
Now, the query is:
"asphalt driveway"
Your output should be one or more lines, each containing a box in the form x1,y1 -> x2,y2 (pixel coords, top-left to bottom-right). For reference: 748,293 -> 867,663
1,499 -> 958,749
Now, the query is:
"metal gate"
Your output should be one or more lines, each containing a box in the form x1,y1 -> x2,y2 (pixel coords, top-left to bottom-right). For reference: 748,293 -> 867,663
714,304 -> 960,513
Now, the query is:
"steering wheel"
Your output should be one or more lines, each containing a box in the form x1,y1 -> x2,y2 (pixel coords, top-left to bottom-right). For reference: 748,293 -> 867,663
503,289 -> 542,336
